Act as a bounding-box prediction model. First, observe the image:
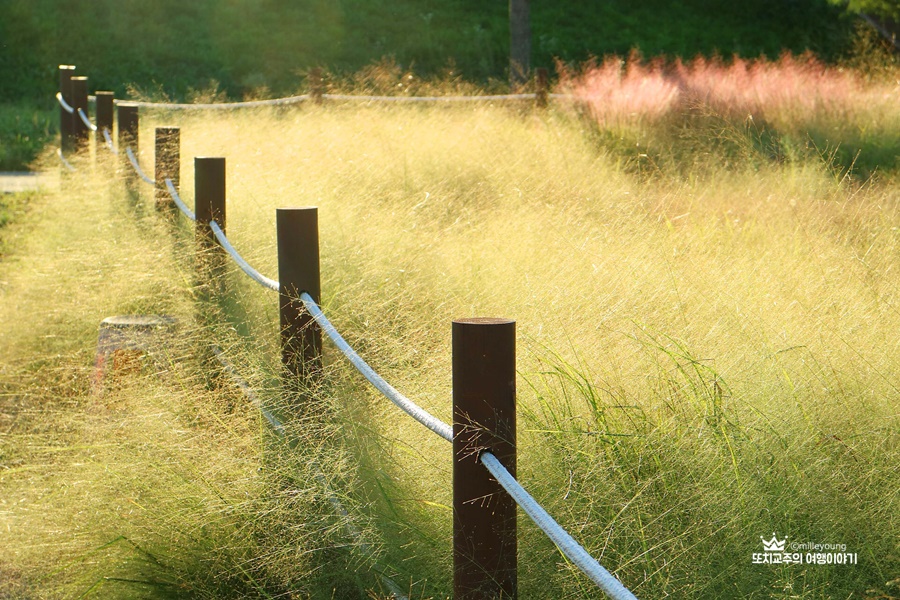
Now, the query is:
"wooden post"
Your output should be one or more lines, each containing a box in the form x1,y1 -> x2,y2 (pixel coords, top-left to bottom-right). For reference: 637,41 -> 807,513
453,318 -> 517,600
193,157 -> 227,299
95,91 -> 115,144
310,68 -> 324,105
117,103 -> 139,190
70,76 -> 90,151
194,157 -> 226,240
58,65 -> 76,154
155,127 -> 180,212
535,67 -> 549,109
117,103 -> 139,152
277,207 -> 322,387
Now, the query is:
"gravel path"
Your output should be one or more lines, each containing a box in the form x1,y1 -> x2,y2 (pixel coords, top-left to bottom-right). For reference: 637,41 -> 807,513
0,172 -> 50,194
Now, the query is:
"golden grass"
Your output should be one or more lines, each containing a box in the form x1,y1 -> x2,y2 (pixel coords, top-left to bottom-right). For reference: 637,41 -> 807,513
2,84 -> 899,597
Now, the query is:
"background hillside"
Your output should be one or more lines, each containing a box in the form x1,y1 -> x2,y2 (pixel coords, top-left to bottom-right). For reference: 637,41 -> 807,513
1,0 -> 855,102
0,0 -> 863,169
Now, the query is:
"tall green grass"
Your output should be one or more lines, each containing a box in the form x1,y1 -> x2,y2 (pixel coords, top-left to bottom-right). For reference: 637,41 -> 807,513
0,104 -> 55,171
3,73 -> 900,598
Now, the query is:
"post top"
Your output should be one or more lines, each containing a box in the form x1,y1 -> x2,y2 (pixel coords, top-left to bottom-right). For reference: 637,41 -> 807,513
58,65 -> 76,70
453,317 -> 515,326
277,206 -> 318,212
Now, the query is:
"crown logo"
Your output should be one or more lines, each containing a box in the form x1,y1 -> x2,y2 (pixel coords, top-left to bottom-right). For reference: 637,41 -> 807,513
760,533 -> 786,552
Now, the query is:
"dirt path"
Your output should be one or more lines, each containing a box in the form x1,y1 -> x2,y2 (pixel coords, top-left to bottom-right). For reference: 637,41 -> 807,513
0,172 -> 51,194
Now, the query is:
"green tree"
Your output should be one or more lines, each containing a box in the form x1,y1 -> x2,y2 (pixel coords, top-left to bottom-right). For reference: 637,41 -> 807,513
837,0 -> 900,21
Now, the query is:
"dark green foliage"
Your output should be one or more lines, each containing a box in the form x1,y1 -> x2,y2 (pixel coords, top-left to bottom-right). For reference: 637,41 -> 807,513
0,0 -> 861,169
0,0 -> 856,104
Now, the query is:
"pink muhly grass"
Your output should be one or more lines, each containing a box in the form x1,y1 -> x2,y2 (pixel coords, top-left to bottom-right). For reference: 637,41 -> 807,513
559,56 -> 679,126
561,53 -> 889,128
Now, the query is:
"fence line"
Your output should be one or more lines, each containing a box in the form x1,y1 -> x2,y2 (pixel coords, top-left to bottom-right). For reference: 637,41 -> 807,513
209,220 -> 279,291
56,67 -> 639,598
123,94 -> 311,110
299,292 -> 455,442
481,452 -> 639,599
56,91 -> 75,114
78,108 -> 98,132
102,128 -> 118,154
104,92 -> 568,109
57,148 -> 75,171
321,92 -> 537,103
125,147 -> 156,185
166,179 -> 636,596
166,178 -> 195,221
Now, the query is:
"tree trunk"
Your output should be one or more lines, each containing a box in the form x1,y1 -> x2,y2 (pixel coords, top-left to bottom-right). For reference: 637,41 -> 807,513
509,0 -> 531,87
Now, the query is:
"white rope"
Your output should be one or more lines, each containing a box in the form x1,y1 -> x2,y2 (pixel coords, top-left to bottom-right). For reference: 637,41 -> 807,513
57,148 -> 75,171
322,93 -> 535,103
118,92 -> 574,110
125,147 -> 156,185
56,91 -> 74,114
102,128 -> 119,155
265,291 -> 635,597
198,234 -> 631,597
77,108 -> 98,131
480,452 -> 639,599
209,220 -> 280,291
165,178 -> 195,221
298,292 -> 454,442
123,94 -> 311,110
298,294 -> 635,597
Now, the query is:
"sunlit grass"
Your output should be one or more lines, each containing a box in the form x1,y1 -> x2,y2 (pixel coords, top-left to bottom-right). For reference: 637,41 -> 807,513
2,68 -> 900,598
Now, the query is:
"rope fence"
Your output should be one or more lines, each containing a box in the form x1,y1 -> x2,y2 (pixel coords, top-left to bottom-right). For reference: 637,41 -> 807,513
101,128 -> 118,154
125,147 -> 156,185
54,63 -> 638,600
166,178 -> 195,221
78,107 -> 98,132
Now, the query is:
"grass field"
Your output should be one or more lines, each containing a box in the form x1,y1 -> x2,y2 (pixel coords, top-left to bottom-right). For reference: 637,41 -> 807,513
1,59 -> 899,598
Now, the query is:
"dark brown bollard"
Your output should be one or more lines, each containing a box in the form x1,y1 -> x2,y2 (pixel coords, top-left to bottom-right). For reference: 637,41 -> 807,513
194,157 -> 226,236
155,127 -> 180,212
310,67 -> 324,105
117,103 -> 139,152
117,103 -> 139,191
70,76 -> 90,151
277,207 -> 322,391
58,65 -> 76,154
95,91 -> 115,146
453,318 -> 517,599
536,67 -> 549,109
194,157 -> 227,289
